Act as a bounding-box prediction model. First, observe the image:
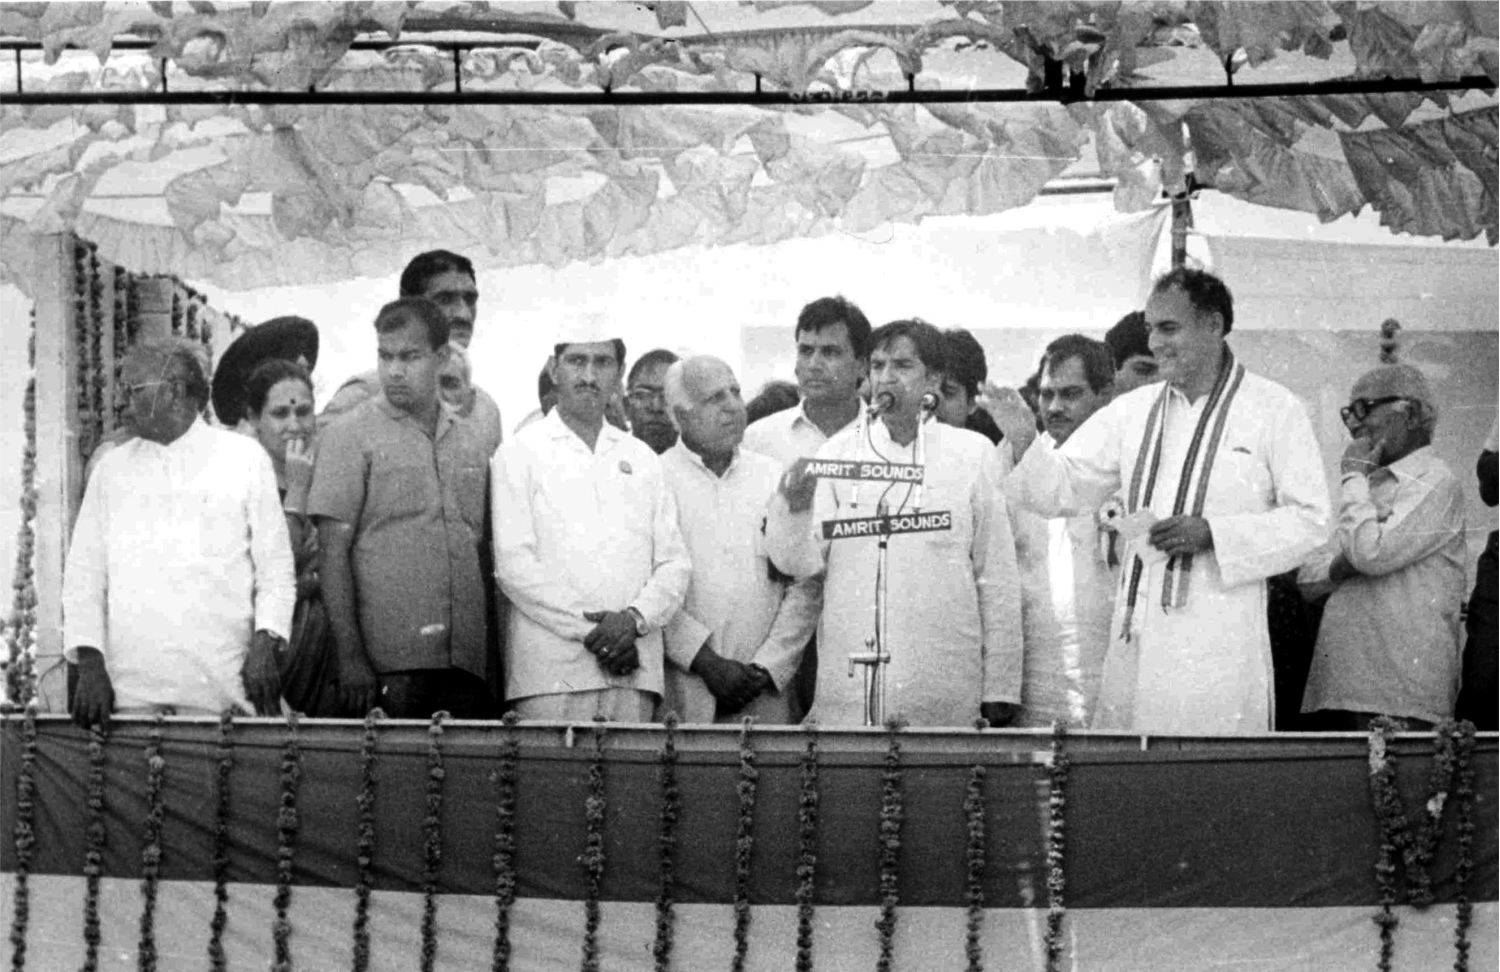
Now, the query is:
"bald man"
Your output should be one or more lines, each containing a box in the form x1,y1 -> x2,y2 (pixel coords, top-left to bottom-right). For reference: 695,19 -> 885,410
658,356 -> 820,724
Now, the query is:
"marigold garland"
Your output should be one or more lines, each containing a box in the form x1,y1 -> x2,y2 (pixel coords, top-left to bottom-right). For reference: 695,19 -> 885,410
875,718 -> 906,972
653,713 -> 681,972
87,245 -> 105,451
581,718 -> 608,972
271,711 -> 302,972
1043,723 -> 1070,972
3,308 -> 39,708
208,711 -> 234,972
491,711 -> 521,972
1452,721 -> 1478,972
963,761 -> 988,972
421,711 -> 448,972
730,717 -> 759,972
6,703 -> 38,972
352,708 -> 382,972
80,723 -> 108,972
794,724 -> 820,972
73,239 -> 97,465
1366,718 -> 1480,972
137,712 -> 168,972
111,267 -> 131,429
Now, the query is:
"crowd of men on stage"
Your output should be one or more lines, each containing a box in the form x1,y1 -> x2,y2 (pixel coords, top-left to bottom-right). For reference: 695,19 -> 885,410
63,249 -> 1498,736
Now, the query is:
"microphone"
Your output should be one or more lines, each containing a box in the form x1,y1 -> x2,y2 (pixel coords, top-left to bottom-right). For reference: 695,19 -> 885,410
918,392 -> 940,413
866,391 -> 896,419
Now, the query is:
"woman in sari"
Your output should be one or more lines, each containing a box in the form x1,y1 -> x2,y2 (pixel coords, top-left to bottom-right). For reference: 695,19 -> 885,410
243,358 -> 346,717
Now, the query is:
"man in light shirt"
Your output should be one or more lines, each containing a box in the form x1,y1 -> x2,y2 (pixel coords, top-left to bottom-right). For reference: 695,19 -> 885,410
1003,335 -> 1118,727
492,319 -> 691,722
624,348 -> 681,455
1300,364 -> 1467,729
768,319 -> 1023,728
658,356 -> 820,724
65,340 -> 296,728
743,295 -> 871,714
1007,268 -> 1329,734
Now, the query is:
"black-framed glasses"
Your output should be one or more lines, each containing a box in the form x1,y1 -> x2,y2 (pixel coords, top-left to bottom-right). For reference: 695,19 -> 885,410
628,387 -> 667,408
1340,396 -> 1406,428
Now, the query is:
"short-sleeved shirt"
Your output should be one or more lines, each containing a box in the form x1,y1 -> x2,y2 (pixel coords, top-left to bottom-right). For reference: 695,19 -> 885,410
307,394 -> 491,678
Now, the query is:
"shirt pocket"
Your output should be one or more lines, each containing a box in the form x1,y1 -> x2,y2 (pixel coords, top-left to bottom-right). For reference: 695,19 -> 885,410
369,462 -> 434,524
454,463 -> 488,531
1204,445 -> 1271,514
191,489 -> 248,562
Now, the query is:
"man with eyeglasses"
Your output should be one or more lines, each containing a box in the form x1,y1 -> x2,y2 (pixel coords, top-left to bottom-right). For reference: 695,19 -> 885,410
624,348 -> 681,455
1007,267 -> 1329,735
1299,364 -> 1467,730
309,298 -> 497,719
65,339 -> 296,730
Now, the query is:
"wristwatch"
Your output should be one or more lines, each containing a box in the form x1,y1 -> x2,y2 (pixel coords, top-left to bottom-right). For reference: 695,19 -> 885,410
626,606 -> 649,636
747,663 -> 772,687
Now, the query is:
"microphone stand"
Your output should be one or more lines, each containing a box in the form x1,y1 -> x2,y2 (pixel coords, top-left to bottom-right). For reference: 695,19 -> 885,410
849,495 -> 891,727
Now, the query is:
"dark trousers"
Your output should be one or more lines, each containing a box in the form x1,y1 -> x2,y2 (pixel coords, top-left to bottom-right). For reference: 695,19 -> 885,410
379,669 -> 496,720
1456,534 -> 1498,731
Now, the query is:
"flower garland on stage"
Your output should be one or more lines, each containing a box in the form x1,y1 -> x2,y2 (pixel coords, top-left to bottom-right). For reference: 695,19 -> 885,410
965,719 -> 989,972
73,240 -> 98,466
1044,723 -> 1070,972
6,703 -> 38,972
731,718 -> 759,972
352,709 -> 381,972
112,267 -> 131,430
491,712 -> 520,972
421,711 -> 448,972
795,723 -> 820,972
1366,717 -> 1479,972
272,711 -> 301,972
875,718 -> 906,972
3,308 -> 39,709
208,711 -> 234,972
653,713 -> 681,972
138,712 -> 168,972
582,718 -> 608,972
80,723 -> 108,972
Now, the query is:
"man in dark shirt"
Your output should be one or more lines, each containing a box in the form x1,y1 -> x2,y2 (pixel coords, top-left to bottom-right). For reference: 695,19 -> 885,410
309,298 -> 495,719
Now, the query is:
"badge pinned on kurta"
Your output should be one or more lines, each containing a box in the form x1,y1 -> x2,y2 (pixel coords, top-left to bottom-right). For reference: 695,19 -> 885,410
619,460 -> 633,475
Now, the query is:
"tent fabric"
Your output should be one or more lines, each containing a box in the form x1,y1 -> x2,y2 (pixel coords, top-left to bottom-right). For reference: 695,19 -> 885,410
0,2 -> 1495,294
1,718 -> 1496,970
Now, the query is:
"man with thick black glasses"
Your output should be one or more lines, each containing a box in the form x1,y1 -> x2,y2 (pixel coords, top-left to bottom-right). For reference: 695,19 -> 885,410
1300,364 -> 1468,730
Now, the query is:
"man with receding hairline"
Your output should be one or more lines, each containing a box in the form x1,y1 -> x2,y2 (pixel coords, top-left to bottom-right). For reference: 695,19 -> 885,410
1009,268 -> 1329,734
625,348 -> 681,455
65,339 -> 296,729
658,355 -> 820,724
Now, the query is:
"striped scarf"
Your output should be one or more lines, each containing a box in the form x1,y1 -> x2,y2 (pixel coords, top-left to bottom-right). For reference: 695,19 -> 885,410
1119,349 -> 1246,640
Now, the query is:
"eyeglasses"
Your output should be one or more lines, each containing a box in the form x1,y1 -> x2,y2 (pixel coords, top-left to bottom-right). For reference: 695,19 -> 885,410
1340,396 -> 1406,428
628,387 -> 667,408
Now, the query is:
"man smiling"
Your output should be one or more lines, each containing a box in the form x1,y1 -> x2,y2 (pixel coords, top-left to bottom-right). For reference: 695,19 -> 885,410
767,319 -> 1022,728
1008,268 -> 1329,734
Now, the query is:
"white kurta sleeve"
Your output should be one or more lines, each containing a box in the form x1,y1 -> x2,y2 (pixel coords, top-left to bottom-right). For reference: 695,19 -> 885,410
62,468 -> 109,660
764,492 -> 827,580
663,609 -> 712,670
490,446 -> 594,642
1009,402 -> 1125,519
752,574 -> 821,692
1338,466 -> 1465,577
631,479 -> 691,630
1208,394 -> 1331,589
248,450 -> 296,640
972,447 -> 1024,704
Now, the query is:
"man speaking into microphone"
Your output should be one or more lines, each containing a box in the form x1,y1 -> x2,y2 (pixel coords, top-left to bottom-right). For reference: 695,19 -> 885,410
766,319 -> 1023,728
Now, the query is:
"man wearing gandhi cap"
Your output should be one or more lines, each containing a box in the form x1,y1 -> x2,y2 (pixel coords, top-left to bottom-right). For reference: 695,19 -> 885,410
491,313 -> 691,721
1300,363 -> 1468,729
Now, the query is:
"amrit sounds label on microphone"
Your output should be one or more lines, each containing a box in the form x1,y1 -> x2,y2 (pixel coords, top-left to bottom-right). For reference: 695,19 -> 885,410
821,511 -> 952,540
802,459 -> 924,483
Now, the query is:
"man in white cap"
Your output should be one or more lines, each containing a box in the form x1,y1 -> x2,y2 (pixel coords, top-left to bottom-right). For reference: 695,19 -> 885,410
491,315 -> 691,722
1007,268 -> 1330,735
658,355 -> 820,724
1300,364 -> 1467,729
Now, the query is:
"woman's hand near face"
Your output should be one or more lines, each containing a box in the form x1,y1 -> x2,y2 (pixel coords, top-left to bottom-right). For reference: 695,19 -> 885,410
284,437 -> 315,511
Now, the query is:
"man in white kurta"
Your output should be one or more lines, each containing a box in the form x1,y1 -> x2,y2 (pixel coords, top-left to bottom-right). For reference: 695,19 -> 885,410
1009,270 -> 1329,734
768,322 -> 1023,728
492,324 -> 691,721
659,357 -> 821,724
65,341 -> 296,722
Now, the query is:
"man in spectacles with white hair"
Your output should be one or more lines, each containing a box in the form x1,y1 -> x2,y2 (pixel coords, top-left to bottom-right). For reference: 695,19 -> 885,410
1300,363 -> 1468,730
